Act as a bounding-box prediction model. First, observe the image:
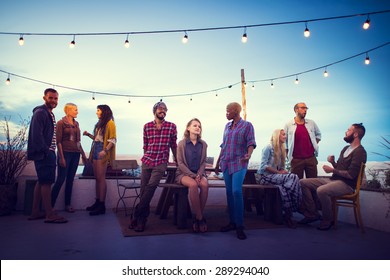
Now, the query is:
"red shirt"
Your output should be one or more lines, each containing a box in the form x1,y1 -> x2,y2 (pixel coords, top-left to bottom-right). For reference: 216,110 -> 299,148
292,123 -> 315,159
141,120 -> 177,167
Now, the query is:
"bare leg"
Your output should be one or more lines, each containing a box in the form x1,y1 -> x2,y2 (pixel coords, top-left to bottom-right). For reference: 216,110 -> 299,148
30,181 -> 42,218
181,176 -> 202,219
94,159 -> 108,202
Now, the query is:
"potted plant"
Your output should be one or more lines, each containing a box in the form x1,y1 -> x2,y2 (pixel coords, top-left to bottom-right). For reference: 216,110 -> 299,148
0,117 -> 29,216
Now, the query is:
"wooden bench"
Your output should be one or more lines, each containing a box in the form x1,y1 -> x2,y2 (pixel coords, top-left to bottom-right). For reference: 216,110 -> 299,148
156,182 -> 282,229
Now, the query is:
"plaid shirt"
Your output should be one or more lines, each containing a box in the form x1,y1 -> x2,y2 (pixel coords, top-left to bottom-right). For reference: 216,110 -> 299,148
220,118 -> 256,175
141,120 -> 177,167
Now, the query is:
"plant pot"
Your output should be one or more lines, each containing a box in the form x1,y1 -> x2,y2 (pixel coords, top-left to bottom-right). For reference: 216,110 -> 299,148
0,183 -> 18,216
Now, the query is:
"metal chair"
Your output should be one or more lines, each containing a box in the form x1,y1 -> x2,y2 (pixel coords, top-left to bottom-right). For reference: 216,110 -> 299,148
332,162 -> 366,233
111,160 -> 141,217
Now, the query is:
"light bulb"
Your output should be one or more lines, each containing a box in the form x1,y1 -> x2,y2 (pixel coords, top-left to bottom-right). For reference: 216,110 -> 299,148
363,18 -> 370,30
124,39 -> 130,48
18,36 -> 24,46
295,77 -> 299,84
251,84 -> 255,90
241,33 -> 248,43
69,35 -> 76,48
365,55 -> 370,65
271,81 -> 274,88
304,28 -> 310,37
182,32 -> 188,44
323,70 -> 329,77
5,77 -> 10,85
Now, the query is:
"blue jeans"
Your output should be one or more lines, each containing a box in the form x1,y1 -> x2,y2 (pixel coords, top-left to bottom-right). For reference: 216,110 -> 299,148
51,151 -> 80,207
223,168 -> 247,227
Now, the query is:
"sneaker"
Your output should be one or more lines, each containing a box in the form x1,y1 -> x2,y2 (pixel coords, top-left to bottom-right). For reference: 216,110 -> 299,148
236,228 -> 247,240
220,223 -> 236,232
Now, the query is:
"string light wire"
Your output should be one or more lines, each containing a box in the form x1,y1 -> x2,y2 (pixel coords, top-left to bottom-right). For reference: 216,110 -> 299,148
1,10 -> 388,38
1,42 -> 388,99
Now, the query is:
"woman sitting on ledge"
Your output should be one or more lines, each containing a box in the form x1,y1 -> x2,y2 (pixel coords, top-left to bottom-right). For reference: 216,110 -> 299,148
257,129 -> 302,228
175,118 -> 209,233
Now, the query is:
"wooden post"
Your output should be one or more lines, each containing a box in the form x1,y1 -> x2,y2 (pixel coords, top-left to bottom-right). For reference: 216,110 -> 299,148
241,69 -> 247,120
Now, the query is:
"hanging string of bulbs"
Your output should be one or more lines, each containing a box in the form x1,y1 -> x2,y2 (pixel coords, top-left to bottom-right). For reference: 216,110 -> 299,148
1,10 -> 388,47
1,10 -> 389,100
1,41 -> 388,99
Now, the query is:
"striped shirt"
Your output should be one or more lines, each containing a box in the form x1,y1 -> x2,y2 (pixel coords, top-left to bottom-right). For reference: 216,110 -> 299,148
141,120 -> 177,167
49,112 -> 56,151
220,118 -> 256,175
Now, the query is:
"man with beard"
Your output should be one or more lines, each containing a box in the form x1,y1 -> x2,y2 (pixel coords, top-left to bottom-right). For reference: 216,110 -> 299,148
27,88 -> 68,223
284,102 -> 321,179
298,123 -> 367,230
129,101 -> 177,232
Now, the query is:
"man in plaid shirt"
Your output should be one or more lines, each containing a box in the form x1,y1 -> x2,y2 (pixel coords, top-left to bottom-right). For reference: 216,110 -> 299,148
130,101 -> 177,232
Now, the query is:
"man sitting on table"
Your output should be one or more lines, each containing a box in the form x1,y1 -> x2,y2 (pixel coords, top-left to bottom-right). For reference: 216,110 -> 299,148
298,123 -> 367,231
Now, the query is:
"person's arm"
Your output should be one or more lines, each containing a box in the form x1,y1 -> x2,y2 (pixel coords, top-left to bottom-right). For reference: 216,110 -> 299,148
176,142 -> 196,178
56,121 -> 66,167
214,149 -> 222,175
83,131 -> 94,140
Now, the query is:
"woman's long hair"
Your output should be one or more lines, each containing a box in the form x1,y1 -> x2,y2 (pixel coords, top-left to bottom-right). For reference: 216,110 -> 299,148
183,118 -> 202,140
270,129 -> 286,169
94,104 -> 114,136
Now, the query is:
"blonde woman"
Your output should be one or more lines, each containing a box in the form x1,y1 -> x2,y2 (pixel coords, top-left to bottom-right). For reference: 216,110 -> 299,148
51,103 -> 87,212
175,118 -> 209,232
257,129 -> 302,228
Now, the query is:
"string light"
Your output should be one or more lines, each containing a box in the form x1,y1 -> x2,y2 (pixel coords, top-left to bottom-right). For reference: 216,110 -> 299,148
124,34 -> 130,48
0,10 -> 387,46
5,74 -> 10,85
0,42 -> 388,99
241,27 -> 248,43
304,22 -> 310,38
295,75 -> 299,84
251,83 -> 255,90
18,35 -> 24,46
365,52 -> 370,65
323,67 -> 329,77
270,80 -> 274,88
128,98 -> 131,103
363,15 -> 371,30
69,35 -> 76,48
182,31 -> 188,44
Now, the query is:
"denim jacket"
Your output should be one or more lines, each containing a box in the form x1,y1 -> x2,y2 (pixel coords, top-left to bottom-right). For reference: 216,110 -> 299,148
284,118 -> 321,162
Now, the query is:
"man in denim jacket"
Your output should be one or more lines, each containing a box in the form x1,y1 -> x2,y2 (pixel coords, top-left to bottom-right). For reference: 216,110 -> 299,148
284,102 -> 321,179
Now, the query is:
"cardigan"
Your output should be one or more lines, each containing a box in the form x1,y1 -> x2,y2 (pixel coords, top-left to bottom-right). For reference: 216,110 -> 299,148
175,138 -> 208,184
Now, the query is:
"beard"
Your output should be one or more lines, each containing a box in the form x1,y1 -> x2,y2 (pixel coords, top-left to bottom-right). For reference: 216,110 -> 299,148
156,112 -> 165,120
344,134 -> 354,143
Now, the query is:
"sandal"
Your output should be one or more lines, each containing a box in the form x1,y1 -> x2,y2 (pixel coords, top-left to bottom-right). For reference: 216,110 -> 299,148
198,218 -> 207,233
192,219 -> 199,233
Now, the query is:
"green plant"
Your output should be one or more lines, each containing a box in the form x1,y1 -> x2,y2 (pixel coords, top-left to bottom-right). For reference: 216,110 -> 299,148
0,117 -> 29,185
365,168 -> 382,189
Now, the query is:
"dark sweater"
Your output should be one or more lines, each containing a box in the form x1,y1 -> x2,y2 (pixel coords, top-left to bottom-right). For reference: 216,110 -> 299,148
27,104 -> 55,160
331,145 -> 367,189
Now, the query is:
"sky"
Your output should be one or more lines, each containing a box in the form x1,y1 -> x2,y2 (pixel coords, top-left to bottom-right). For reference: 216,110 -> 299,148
1,0 -> 389,163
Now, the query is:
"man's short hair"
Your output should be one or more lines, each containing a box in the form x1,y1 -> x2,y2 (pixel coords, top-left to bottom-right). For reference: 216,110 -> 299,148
352,123 -> 366,139
44,88 -> 58,95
